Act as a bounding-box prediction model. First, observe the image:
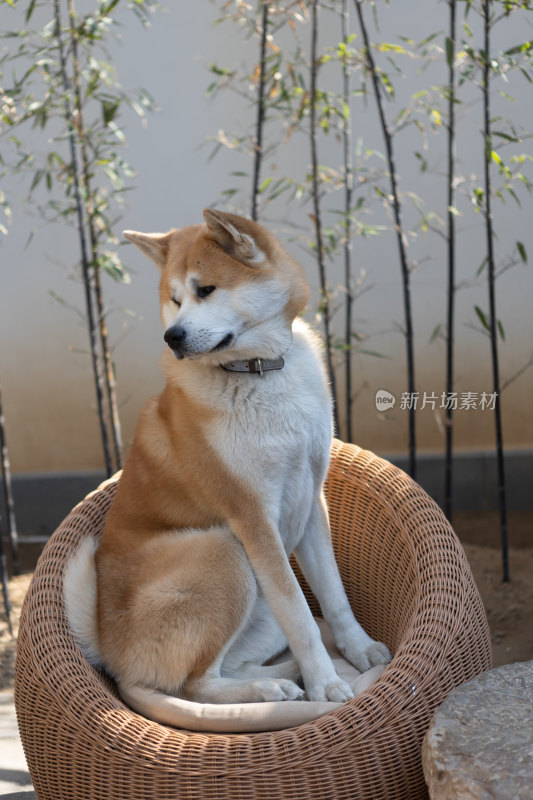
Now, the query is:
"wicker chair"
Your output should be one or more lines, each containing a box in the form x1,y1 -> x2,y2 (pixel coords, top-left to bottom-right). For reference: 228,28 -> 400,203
15,440 -> 491,800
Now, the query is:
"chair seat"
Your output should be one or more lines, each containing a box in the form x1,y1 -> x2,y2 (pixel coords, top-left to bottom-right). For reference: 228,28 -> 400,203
15,440 -> 491,800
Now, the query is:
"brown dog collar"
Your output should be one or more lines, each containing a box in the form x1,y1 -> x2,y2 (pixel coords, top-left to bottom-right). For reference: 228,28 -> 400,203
221,357 -> 285,376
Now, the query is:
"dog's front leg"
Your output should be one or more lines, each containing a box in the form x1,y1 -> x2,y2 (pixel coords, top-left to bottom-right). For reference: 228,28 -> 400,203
295,492 -> 391,673
230,513 -> 355,703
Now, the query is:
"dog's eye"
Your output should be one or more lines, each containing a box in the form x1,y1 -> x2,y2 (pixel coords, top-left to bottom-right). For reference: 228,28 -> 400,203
171,297 -> 181,307
197,285 -> 216,299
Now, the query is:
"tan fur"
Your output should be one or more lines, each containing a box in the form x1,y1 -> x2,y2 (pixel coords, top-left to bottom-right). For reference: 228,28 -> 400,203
96,214 -> 309,696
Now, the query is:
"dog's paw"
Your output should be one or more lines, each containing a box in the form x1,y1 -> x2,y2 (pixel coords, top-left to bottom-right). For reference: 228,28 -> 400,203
306,677 -> 354,703
342,639 -> 391,673
366,641 -> 392,666
251,678 -> 304,702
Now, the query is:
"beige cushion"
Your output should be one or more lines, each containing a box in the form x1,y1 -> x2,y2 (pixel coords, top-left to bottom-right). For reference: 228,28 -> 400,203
118,619 -> 386,733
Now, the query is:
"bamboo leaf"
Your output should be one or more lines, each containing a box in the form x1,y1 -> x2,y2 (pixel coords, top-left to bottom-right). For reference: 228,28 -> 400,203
102,100 -> 120,126
25,0 -> 37,22
476,257 -> 488,276
101,0 -> 121,16
375,42 -> 409,54
358,349 -> 388,359
474,305 -> 490,331
497,320 -> 505,341
30,169 -> 44,191
430,108 -> 442,126
445,36 -> 454,68
258,177 -> 272,193
430,323 -> 442,343
492,130 -> 519,142
517,241 -> 528,263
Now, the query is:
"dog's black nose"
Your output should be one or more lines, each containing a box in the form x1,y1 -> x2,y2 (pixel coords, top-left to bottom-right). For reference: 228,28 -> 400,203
164,325 -> 186,351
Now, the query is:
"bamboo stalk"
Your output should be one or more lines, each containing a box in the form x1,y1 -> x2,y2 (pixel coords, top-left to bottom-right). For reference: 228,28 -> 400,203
251,1 -> 269,222
68,0 -> 123,472
310,0 -> 340,433
53,0 -> 113,476
482,0 -> 509,582
444,0 -> 457,520
0,522 -> 13,637
341,0 -> 354,442
0,377 -> 15,636
353,0 -> 416,477
0,379 -> 19,576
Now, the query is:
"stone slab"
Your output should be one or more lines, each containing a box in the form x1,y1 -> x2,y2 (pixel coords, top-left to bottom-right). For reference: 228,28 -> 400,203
0,691 -> 36,798
422,661 -> 533,800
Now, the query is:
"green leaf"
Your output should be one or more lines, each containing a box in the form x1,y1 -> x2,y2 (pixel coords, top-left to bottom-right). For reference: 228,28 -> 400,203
30,169 -> 44,191
25,0 -> 37,22
417,32 -> 439,49
430,108 -> 442,126
472,187 -> 484,211
102,100 -> 120,126
497,320 -> 505,341
97,252 -> 131,284
376,42 -> 409,54
358,349 -> 387,359
492,130 -> 519,142
429,323 -> 442,343
258,177 -> 272,193
101,0 -> 121,16
474,305 -> 490,331
445,36 -> 454,68
517,241 -> 528,263
476,257 -> 488,276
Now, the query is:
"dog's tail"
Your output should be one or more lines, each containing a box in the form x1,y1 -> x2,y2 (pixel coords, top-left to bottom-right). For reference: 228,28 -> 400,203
63,537 -> 102,667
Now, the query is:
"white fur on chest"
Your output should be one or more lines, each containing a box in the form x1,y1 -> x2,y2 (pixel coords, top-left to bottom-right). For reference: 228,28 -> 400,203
198,320 -> 331,551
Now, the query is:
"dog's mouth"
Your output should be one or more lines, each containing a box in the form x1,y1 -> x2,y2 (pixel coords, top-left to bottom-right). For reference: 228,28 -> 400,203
210,333 -> 234,353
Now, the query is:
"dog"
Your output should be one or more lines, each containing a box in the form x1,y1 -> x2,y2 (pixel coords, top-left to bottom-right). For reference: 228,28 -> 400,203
64,208 -> 390,707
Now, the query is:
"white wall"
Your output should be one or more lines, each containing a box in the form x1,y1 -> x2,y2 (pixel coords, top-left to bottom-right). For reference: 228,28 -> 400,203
1,0 -> 532,475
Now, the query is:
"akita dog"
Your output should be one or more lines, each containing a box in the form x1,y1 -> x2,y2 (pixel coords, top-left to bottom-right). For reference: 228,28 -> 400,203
64,209 -> 390,707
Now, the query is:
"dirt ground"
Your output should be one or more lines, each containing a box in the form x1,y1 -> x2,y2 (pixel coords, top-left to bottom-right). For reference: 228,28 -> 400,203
1,514 -> 532,690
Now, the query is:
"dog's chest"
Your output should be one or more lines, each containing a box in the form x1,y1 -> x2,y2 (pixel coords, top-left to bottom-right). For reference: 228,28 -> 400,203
208,360 -> 331,551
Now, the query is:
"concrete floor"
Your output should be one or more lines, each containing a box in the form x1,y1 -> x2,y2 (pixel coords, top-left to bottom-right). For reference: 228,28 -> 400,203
0,691 -> 35,799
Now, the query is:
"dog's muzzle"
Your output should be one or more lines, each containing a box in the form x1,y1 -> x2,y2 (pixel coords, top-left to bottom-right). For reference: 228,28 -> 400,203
164,325 -> 187,357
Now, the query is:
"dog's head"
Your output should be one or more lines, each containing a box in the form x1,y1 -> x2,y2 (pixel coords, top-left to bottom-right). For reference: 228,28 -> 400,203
124,209 -> 310,365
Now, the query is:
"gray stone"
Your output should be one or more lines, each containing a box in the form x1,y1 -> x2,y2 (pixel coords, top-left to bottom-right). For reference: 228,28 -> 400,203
0,690 -> 36,798
422,661 -> 533,800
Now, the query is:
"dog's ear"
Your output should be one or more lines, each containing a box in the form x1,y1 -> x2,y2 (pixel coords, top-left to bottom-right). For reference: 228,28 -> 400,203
123,230 -> 172,272
203,208 -> 265,266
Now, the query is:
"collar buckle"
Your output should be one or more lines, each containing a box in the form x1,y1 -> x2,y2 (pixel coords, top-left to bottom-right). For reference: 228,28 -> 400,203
250,357 -> 264,376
